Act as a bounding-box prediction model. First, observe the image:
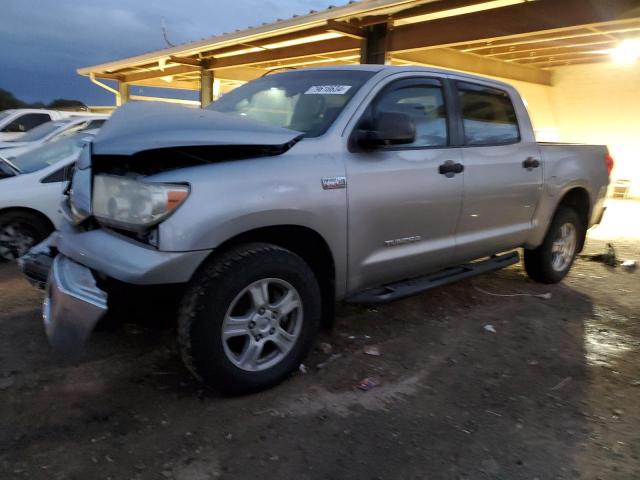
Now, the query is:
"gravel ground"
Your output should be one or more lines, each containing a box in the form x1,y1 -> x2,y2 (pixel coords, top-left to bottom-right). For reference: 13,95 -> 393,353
1,201 -> 639,480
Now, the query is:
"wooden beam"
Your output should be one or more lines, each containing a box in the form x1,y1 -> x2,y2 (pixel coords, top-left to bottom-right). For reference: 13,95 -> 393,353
389,0 -> 640,53
392,0 -> 501,24
458,24 -> 640,53
169,55 -> 202,67
481,38 -> 619,57
117,81 -> 130,105
209,36 -> 361,70
392,48 -> 553,85
500,44 -> 616,62
200,69 -> 214,107
326,19 -> 366,39
123,65 -> 200,83
360,22 -> 390,64
90,72 -> 124,81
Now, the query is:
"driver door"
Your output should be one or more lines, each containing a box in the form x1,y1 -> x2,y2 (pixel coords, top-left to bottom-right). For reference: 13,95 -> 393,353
343,76 -> 464,292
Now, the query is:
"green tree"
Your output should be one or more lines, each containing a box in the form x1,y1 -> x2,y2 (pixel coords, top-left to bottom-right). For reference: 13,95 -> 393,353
47,99 -> 87,111
0,88 -> 26,110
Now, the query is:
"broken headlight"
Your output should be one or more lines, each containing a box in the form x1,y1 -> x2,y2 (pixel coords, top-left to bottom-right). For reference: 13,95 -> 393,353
92,174 -> 189,231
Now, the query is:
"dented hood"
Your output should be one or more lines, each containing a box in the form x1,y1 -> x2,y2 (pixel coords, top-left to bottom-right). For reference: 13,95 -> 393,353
92,102 -> 302,156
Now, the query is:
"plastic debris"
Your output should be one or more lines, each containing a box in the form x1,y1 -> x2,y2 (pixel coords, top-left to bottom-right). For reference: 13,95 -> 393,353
474,284 -> 551,299
356,377 -> 380,391
298,364 -> 307,374
550,376 -> 572,391
316,353 -> 342,369
484,324 -> 496,333
580,242 -> 617,266
319,342 -> 333,354
621,260 -> 637,272
363,345 -> 381,356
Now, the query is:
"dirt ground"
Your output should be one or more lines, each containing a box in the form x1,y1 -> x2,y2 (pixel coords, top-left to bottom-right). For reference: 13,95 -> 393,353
1,200 -> 639,480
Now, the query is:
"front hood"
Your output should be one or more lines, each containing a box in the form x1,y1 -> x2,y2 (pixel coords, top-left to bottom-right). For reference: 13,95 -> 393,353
92,101 -> 303,156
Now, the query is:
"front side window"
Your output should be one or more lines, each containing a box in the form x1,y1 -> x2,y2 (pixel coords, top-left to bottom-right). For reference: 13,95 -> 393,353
207,70 -> 375,137
373,80 -> 448,148
1,113 -> 51,133
457,82 -> 519,145
9,121 -> 64,142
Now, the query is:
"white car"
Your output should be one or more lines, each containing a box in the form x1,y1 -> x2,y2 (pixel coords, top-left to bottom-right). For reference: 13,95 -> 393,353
0,116 -> 107,158
0,109 -> 98,141
0,131 -> 96,260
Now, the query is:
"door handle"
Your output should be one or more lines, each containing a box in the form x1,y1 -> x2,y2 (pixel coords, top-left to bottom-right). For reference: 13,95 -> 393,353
523,157 -> 540,169
438,160 -> 464,177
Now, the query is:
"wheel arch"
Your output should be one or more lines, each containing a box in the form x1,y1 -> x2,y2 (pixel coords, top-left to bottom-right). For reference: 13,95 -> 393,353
556,187 -> 590,252
203,225 -> 336,328
0,206 -> 55,232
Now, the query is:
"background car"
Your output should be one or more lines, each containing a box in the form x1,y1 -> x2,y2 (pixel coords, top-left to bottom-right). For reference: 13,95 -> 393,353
0,116 -> 106,159
0,130 -> 97,261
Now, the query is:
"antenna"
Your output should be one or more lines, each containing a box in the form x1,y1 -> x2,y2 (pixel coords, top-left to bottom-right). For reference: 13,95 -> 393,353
161,18 -> 175,47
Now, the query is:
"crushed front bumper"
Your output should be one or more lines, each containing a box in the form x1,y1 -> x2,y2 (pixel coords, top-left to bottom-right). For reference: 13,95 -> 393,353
43,254 -> 108,352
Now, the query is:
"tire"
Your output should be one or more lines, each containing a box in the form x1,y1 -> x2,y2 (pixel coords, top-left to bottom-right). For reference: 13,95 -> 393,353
524,206 -> 582,284
0,210 -> 52,262
178,242 -> 321,394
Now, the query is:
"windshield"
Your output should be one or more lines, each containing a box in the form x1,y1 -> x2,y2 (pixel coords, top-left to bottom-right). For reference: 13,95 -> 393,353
207,70 -> 375,137
10,133 -> 90,173
10,121 -> 66,142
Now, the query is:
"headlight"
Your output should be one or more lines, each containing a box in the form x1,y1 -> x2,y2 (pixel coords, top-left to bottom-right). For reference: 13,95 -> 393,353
92,174 -> 189,231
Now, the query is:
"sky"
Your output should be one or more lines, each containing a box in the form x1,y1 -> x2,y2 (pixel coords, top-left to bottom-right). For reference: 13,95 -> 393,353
0,0 -> 339,106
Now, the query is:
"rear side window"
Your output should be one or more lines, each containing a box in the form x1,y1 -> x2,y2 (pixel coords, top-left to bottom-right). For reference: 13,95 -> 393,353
457,82 -> 519,145
2,113 -> 51,133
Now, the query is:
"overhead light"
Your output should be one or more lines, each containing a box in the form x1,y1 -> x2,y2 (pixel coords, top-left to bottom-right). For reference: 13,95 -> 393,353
611,39 -> 640,64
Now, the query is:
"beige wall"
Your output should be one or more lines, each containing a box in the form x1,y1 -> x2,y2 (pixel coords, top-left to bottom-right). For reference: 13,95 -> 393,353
505,62 -> 640,197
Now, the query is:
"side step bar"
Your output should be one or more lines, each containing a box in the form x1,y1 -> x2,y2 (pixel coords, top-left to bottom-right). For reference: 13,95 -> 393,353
346,251 -> 520,305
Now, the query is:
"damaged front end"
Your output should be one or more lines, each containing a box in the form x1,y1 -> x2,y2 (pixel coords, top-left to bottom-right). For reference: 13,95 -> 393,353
20,101 -> 303,352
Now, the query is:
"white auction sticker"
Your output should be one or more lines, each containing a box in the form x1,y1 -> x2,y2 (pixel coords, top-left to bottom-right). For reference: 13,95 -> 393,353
304,85 -> 352,95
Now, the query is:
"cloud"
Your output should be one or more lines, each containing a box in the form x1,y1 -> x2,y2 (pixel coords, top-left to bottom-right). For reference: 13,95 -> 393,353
0,0 -> 339,104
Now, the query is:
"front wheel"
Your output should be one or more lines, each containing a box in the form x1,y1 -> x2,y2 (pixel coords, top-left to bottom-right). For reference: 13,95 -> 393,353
524,206 -> 582,284
178,243 -> 321,393
0,211 -> 52,262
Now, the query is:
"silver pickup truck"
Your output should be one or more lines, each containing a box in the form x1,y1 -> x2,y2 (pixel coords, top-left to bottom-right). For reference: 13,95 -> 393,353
22,65 -> 611,393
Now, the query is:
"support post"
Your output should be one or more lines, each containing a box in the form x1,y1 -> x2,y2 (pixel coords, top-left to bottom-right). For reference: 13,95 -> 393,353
200,69 -> 214,107
360,23 -> 389,64
117,81 -> 130,106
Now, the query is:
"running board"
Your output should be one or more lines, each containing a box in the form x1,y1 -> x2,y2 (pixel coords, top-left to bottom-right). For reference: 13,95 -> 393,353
346,251 -> 520,305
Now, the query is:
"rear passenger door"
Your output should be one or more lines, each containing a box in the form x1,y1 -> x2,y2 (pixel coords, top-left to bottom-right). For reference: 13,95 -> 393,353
451,80 -> 542,263
345,76 -> 464,292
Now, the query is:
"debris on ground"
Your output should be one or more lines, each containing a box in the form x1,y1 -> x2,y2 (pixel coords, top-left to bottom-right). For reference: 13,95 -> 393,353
316,353 -> 342,370
580,242 -> 617,266
356,377 -> 380,391
318,342 -> 333,354
298,364 -> 308,374
363,345 -> 381,356
621,260 -> 637,272
474,284 -> 551,299
0,376 -> 14,390
484,324 -> 497,333
551,377 -> 572,391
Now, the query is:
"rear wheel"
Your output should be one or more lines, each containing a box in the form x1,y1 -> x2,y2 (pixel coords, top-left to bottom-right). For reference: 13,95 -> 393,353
178,243 -> 321,393
0,211 -> 52,262
524,206 -> 582,284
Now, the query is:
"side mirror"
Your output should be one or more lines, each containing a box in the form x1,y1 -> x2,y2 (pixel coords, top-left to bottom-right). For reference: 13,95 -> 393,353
355,112 -> 415,149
